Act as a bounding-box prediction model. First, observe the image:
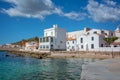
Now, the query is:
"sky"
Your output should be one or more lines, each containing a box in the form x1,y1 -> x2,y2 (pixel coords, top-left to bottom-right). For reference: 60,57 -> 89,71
0,0 -> 120,44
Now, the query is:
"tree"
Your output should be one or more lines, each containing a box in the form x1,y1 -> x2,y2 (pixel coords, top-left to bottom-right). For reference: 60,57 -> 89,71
104,36 -> 118,46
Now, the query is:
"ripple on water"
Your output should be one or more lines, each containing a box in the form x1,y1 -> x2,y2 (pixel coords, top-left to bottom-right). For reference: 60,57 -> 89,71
0,51 -> 97,80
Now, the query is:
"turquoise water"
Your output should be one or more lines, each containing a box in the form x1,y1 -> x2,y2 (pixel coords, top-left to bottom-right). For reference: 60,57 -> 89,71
0,51 -> 96,80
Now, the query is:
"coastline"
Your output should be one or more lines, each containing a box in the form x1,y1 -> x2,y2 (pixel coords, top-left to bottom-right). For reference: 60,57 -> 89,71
0,47 -> 120,59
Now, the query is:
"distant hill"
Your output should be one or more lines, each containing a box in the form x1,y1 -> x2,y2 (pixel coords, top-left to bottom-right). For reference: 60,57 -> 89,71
12,37 -> 39,45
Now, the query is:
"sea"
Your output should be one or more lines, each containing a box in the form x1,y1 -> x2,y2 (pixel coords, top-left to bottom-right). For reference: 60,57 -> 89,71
0,51 -> 97,80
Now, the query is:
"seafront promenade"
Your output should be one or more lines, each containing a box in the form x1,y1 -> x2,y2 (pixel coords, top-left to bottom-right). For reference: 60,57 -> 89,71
81,58 -> 120,80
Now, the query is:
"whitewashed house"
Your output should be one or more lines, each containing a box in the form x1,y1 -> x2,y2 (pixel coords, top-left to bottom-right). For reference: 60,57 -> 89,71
66,29 -> 86,51
25,41 -> 39,51
66,27 -> 114,51
39,24 -> 66,51
66,37 -> 77,51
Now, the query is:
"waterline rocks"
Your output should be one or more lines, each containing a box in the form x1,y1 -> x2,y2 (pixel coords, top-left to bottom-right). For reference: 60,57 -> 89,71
7,50 -> 51,59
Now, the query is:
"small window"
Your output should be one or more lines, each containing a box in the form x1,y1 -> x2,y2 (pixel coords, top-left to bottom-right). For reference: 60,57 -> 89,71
43,38 -> 45,42
67,42 -> 69,44
60,41 -> 63,43
72,46 -> 74,49
46,37 -> 49,42
51,37 -> 53,42
105,33 -> 107,35
72,41 -> 74,44
87,32 -> 89,35
80,38 -> 83,43
40,38 -> 42,42
67,47 -> 69,49
91,37 -> 94,41
51,32 -> 53,36
40,45 -> 42,48
81,45 -> 83,49
101,31 -> 104,33
43,45 -> 45,49
46,33 -> 47,36
111,33 -> 113,36
93,31 -> 97,34
46,45 -> 49,49
101,44 -> 103,47
91,44 -> 94,49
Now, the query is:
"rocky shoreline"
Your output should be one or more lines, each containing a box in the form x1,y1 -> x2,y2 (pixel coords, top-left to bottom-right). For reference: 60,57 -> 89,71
0,47 -> 120,59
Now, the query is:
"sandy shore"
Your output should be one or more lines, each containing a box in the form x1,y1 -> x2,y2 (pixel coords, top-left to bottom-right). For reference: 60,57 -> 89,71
81,58 -> 120,80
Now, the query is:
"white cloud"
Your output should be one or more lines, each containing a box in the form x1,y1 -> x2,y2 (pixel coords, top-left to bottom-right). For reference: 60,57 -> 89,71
3,0 -> 56,19
2,0 -> 85,20
87,0 -> 120,22
3,0 -> 120,22
63,12 -> 87,20
105,0 -> 117,6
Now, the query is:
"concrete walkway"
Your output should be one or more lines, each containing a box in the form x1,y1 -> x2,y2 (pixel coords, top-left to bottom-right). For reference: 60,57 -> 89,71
81,58 -> 120,80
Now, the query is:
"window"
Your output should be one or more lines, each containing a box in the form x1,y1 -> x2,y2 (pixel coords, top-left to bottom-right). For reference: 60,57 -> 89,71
43,45 -> 45,49
60,41 -> 63,43
43,38 -> 45,42
101,31 -> 104,33
93,31 -> 97,34
51,45 -> 53,49
81,45 -> 83,49
40,45 -> 42,48
72,46 -> 74,49
40,38 -> 42,42
50,37 -> 53,42
101,44 -> 103,47
46,37 -> 49,42
105,33 -> 107,35
51,32 -> 53,36
67,42 -> 69,44
67,47 -> 69,49
87,32 -> 89,35
72,41 -> 74,44
111,33 -> 113,36
91,44 -> 94,49
80,38 -> 83,43
46,45 -> 49,49
91,37 -> 94,41
46,33 -> 47,36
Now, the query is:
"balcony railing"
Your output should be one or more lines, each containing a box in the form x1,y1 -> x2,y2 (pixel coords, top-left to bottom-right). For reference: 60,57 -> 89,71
40,37 -> 53,43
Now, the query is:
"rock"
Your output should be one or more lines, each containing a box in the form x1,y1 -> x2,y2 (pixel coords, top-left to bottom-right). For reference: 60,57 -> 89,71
5,54 -> 10,57
39,56 -> 43,59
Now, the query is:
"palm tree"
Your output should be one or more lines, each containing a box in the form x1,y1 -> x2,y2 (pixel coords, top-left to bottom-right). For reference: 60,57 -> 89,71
104,36 -> 118,46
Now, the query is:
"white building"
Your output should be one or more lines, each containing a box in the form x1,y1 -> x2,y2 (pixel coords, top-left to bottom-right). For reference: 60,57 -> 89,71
25,41 -> 39,51
111,27 -> 120,47
66,27 -> 114,51
39,24 -> 66,51
66,37 -> 77,51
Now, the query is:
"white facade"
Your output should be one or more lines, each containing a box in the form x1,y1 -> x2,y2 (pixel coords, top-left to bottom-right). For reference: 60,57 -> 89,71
77,34 -> 106,51
66,38 -> 77,51
66,27 -> 114,51
25,42 -> 38,51
114,27 -> 120,42
39,24 -> 66,51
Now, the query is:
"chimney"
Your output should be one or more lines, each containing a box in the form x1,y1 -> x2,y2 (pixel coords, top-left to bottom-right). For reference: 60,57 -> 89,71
53,24 -> 58,28
84,27 -> 90,32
